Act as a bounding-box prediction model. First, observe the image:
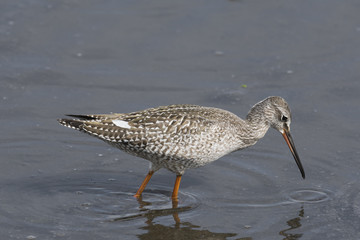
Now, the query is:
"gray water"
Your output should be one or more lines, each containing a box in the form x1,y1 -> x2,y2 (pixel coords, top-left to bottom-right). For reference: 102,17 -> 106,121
1,0 -> 360,239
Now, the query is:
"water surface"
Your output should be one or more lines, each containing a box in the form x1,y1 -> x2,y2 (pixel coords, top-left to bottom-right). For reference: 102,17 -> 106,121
1,0 -> 360,239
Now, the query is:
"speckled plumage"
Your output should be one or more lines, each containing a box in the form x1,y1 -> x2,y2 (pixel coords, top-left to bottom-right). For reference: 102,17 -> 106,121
58,96 -> 305,200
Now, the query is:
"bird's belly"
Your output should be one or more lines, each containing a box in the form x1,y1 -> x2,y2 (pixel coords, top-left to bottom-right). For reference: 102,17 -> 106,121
108,127 -> 244,174
142,141 -> 235,174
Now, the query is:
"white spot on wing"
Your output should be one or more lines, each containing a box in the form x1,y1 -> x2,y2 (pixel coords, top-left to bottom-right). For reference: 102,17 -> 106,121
112,120 -> 131,129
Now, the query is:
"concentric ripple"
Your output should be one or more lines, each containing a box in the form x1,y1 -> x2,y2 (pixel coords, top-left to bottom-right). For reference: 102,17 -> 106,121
211,150 -> 332,208
287,189 -> 331,203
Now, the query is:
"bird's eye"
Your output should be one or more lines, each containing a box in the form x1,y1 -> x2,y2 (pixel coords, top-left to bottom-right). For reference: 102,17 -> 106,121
281,115 -> 288,122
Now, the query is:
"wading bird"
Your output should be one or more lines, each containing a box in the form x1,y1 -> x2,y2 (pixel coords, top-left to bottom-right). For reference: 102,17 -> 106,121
58,96 -> 305,201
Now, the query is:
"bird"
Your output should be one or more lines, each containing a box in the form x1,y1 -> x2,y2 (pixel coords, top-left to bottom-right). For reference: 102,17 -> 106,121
58,96 -> 305,201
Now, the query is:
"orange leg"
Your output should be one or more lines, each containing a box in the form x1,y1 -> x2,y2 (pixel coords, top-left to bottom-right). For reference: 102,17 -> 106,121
134,171 -> 154,198
171,175 -> 182,200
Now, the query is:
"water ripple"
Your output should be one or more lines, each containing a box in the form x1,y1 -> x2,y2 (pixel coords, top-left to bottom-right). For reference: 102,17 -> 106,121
287,189 -> 331,203
0,171 -> 199,231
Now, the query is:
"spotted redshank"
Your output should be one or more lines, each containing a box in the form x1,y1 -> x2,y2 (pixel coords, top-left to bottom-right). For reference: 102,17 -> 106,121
58,96 -> 305,200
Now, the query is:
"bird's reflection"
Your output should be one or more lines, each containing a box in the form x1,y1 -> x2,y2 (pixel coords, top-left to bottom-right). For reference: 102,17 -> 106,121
138,218 -> 238,240
135,197 -> 240,240
110,194 -> 304,240
135,196 -> 184,225
279,207 -> 304,240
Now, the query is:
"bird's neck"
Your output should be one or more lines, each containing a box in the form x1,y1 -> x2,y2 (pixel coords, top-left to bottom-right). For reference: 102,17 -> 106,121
243,103 -> 271,141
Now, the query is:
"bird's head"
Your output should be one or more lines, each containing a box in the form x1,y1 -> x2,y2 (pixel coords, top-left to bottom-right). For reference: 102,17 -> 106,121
263,96 -> 305,179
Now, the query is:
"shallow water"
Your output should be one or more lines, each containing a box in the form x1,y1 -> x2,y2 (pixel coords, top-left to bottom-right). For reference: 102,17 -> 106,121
1,0 -> 360,239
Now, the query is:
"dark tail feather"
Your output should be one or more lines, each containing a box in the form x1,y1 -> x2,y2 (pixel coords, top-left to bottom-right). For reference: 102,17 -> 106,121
66,114 -> 97,120
58,118 -> 84,130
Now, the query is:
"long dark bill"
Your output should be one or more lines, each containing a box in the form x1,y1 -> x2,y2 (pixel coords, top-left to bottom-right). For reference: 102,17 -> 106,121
282,129 -> 305,179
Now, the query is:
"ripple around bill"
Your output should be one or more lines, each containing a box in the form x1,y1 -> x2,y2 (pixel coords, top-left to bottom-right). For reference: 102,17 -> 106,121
0,172 -> 199,231
213,150 -> 333,208
213,150 -> 295,208
286,189 -> 332,203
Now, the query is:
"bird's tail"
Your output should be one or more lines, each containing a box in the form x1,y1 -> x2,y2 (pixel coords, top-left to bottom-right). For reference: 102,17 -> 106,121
58,114 -> 97,130
57,118 -> 85,130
